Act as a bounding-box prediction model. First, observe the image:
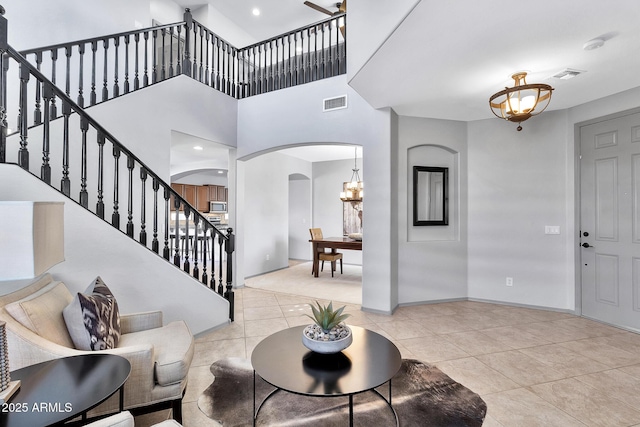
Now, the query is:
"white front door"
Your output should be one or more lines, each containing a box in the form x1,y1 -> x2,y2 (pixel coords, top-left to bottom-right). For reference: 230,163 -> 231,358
580,109 -> 640,330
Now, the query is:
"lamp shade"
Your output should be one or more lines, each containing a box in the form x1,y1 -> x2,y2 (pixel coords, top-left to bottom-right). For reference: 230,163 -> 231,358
0,202 -> 65,280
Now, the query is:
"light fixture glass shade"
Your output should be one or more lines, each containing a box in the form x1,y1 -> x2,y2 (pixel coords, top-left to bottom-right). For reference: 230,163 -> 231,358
339,147 -> 363,203
489,72 -> 553,131
0,202 -> 65,280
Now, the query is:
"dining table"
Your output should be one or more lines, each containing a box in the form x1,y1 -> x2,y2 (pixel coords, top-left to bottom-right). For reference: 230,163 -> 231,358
309,236 -> 362,277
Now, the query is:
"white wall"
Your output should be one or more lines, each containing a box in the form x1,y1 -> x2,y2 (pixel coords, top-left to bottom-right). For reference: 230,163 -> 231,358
0,165 -> 230,335
467,111 -> 571,310
289,176 -> 312,261
240,152 -> 312,277
236,75 -> 395,313
3,0 -> 152,49
190,4 -> 257,48
397,116 -> 468,303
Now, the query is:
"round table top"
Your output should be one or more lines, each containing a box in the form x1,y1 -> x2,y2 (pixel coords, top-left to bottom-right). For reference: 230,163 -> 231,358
1,354 -> 131,427
251,325 -> 402,397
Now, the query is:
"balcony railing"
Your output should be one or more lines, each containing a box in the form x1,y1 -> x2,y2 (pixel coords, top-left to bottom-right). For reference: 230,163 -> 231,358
18,9 -> 346,105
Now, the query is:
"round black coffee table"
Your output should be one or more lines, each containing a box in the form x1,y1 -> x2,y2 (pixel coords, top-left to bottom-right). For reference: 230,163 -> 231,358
1,354 -> 131,427
251,325 -> 402,426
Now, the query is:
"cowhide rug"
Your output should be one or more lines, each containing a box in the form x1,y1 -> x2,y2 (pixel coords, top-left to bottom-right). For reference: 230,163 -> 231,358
198,357 -> 486,426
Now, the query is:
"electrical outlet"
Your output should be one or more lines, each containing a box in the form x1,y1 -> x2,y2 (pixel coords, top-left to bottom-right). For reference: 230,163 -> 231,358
266,254 -> 270,261
506,277 -> 513,287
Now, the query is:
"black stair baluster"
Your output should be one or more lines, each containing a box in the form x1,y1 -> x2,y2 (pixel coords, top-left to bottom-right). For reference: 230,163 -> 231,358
327,22 -> 333,78
204,31 -> 210,86
217,235 -> 224,295
286,34 -> 292,88
199,25 -> 204,83
173,196 -> 180,266
163,186 -> 171,260
112,38 -> 120,94
49,49 -> 57,118
192,215 -> 199,280
169,27 -> 175,78
160,29 -> 166,81
182,8 -> 192,77
126,155 -> 134,237
202,225 -> 209,286
152,29 -> 158,84
33,52 -> 42,124
0,55 -> 5,164
112,144 -> 121,228
134,33 -> 140,90
152,178 -> 160,253
60,100 -> 71,196
77,43 -> 85,107
124,35 -> 130,94
320,23 -> 325,79
18,63 -> 29,170
225,228 -> 235,321
183,207 -> 191,273
215,37 -> 221,90
143,31 -> 149,87
64,45 -> 71,97
176,26 -> 182,75
140,167 -> 147,245
102,38 -> 109,101
90,41 -> 97,105
40,83 -> 52,184
79,117 -> 89,208
96,132 -> 105,219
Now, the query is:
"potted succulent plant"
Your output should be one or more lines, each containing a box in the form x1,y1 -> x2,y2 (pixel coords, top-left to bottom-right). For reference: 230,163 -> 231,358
302,301 -> 352,354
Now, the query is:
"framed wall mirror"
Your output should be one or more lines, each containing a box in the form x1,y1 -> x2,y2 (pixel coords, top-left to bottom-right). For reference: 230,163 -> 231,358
413,166 -> 448,226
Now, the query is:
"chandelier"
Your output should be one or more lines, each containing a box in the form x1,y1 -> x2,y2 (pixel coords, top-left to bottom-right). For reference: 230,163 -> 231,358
489,72 -> 553,131
339,147 -> 363,203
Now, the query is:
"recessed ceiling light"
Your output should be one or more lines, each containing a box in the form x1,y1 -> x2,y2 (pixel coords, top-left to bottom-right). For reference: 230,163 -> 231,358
218,170 -> 224,174
193,146 -> 203,150
252,8 -> 260,16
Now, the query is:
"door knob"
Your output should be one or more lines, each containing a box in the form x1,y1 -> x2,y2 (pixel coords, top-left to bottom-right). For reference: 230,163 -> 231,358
582,242 -> 594,248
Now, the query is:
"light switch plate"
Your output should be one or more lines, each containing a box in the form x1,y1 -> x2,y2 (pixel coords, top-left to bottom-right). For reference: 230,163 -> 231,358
545,226 -> 561,235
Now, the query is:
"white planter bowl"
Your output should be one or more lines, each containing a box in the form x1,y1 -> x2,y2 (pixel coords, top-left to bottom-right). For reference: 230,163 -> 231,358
302,324 -> 352,354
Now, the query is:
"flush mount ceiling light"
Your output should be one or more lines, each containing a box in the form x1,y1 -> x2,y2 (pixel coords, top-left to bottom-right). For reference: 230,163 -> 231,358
489,72 -> 554,131
252,8 -> 260,16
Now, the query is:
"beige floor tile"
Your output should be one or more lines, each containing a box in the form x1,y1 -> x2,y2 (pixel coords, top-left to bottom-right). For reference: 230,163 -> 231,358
398,335 -> 470,363
375,319 -> 435,340
576,368 -> 640,411
482,388 -> 585,427
184,364 -> 215,403
242,293 -> 279,308
413,314 -> 476,334
515,320 -> 591,343
529,377 -> 640,427
560,338 -> 640,368
246,335 -> 267,358
479,325 -> 552,349
551,317 -> 625,337
279,302 -> 313,317
192,338 -> 246,367
243,305 -> 283,321
244,317 -> 289,337
182,400 -> 221,426
441,330 -> 515,355
196,320 -> 245,342
476,350 -> 566,386
519,343 -> 610,376
436,357 -> 519,395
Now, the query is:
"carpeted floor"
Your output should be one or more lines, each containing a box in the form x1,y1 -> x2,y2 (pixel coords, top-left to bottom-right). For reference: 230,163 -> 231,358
198,357 -> 486,426
244,261 -> 362,305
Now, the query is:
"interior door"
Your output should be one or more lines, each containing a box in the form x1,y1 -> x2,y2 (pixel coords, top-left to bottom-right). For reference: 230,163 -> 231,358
580,109 -> 640,330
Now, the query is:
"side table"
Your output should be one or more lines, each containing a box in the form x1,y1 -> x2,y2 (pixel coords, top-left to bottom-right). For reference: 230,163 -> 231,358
0,354 -> 131,427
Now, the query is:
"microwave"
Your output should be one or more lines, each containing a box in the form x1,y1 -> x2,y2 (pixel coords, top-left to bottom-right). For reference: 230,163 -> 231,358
210,201 -> 227,213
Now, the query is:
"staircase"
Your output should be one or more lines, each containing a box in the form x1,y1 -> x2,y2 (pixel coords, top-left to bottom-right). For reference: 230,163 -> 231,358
0,7 -> 347,323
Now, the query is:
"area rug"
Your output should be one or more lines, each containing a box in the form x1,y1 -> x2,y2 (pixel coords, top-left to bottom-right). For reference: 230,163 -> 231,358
198,357 -> 486,426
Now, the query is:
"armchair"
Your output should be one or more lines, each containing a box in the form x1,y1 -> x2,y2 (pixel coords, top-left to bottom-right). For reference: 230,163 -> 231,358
0,273 -> 194,422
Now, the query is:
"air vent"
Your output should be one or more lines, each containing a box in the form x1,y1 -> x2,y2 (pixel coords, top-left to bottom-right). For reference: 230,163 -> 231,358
551,68 -> 586,80
323,95 -> 348,112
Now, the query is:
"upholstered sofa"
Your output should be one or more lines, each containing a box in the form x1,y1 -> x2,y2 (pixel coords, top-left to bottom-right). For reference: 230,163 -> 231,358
0,273 -> 194,422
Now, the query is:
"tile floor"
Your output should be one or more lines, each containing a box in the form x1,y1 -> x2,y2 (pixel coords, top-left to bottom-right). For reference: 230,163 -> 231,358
140,264 -> 640,427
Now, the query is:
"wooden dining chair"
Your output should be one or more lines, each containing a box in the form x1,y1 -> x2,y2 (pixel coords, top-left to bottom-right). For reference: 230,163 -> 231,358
309,228 -> 343,277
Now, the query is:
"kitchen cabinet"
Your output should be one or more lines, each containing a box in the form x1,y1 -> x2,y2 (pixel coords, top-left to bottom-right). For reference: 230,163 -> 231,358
170,183 -> 228,212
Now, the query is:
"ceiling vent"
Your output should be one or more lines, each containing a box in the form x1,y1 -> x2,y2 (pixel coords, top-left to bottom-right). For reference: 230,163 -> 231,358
323,95 -> 348,112
551,68 -> 586,80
